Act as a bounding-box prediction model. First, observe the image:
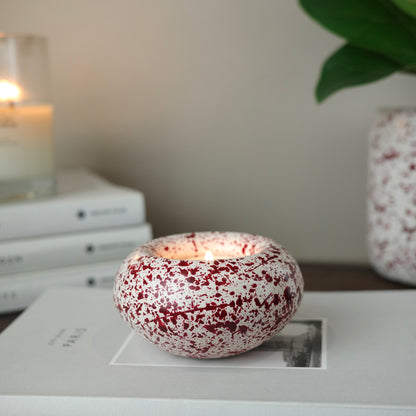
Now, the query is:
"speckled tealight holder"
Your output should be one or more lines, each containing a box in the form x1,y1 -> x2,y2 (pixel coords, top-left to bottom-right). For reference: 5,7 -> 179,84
113,232 -> 304,359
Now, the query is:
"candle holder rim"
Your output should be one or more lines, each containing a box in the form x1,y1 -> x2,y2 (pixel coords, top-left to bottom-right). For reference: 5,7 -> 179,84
134,252 -> 268,263
130,231 -> 282,263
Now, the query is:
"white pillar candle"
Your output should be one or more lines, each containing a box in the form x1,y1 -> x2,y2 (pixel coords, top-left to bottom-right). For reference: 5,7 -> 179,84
0,34 -> 55,201
0,97 -> 53,180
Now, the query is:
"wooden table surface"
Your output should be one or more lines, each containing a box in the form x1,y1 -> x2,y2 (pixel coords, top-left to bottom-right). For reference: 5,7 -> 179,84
0,263 -> 414,334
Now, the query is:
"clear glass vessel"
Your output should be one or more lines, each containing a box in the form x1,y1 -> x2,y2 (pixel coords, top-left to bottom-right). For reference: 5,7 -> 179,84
0,33 -> 55,202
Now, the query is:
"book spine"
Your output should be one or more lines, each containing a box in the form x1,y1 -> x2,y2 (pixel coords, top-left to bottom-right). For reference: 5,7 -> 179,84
0,261 -> 121,313
0,223 -> 152,275
0,191 -> 146,241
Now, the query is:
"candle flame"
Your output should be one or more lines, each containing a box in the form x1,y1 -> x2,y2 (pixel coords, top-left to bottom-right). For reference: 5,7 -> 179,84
204,250 -> 214,261
0,80 -> 20,101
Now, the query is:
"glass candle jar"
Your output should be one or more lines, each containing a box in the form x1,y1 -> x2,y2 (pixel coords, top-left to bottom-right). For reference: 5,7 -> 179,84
0,33 -> 55,202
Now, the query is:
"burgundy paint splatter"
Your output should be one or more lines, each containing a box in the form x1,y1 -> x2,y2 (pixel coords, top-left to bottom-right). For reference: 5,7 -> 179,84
113,232 -> 304,359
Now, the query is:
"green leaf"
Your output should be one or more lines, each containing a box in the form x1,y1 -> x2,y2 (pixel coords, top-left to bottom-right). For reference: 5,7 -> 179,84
299,0 -> 416,66
316,43 -> 401,102
391,0 -> 416,19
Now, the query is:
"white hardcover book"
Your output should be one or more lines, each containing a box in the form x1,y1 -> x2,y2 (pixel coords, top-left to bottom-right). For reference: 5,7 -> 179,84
0,262 -> 120,313
0,288 -> 415,415
0,168 -> 146,241
0,223 -> 152,275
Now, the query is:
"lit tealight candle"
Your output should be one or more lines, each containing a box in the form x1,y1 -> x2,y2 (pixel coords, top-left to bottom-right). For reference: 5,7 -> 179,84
0,81 -> 20,101
114,231 -> 304,359
185,250 -> 215,261
204,250 -> 214,261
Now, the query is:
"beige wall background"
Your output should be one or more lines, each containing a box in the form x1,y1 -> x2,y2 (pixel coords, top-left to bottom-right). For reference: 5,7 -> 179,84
1,0 -> 416,263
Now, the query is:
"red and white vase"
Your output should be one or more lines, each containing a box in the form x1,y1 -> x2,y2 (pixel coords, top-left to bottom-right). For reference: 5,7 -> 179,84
367,108 -> 416,285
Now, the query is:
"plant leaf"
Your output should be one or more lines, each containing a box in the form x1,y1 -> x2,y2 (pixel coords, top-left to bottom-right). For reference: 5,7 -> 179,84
299,0 -> 416,66
316,43 -> 401,102
391,0 -> 416,19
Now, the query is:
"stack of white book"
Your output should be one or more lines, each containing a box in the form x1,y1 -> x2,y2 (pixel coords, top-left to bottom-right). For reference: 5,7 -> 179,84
0,168 -> 152,313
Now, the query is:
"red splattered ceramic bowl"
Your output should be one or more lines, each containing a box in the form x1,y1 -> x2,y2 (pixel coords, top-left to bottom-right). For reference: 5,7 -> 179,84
113,232 -> 304,359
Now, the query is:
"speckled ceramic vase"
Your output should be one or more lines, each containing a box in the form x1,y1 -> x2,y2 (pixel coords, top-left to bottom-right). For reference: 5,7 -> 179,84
113,231 -> 304,359
367,108 -> 416,285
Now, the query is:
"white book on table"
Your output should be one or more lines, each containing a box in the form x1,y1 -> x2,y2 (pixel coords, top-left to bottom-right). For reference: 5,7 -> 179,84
0,261 -> 121,313
0,222 -> 152,275
0,288 -> 415,415
0,168 -> 146,241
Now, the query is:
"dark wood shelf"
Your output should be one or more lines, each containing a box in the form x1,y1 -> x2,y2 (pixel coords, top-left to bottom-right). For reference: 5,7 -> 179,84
301,263 -> 415,291
1,264 -> 414,334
